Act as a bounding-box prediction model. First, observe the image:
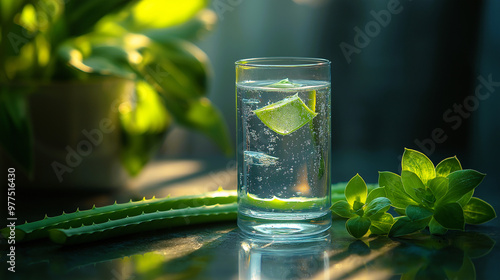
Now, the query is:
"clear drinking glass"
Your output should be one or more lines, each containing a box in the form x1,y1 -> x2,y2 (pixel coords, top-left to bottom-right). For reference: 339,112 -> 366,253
236,57 -> 332,237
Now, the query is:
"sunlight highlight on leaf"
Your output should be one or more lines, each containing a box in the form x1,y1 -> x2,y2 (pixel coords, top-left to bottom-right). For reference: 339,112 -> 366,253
124,0 -> 208,31
436,156 -> 462,177
402,148 -> 436,185
345,174 -> 367,206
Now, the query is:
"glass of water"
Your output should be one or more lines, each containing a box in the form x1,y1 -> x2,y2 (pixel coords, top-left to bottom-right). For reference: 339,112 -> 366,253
236,57 -> 331,237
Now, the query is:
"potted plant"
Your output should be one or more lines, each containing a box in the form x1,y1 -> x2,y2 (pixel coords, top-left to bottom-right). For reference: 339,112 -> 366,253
0,0 -> 232,189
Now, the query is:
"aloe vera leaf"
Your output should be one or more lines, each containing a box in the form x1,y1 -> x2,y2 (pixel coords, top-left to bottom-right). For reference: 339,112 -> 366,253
0,189 -> 237,242
49,203 -> 238,245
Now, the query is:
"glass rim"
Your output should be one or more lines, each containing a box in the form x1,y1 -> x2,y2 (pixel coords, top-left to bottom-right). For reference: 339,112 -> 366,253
235,57 -> 330,68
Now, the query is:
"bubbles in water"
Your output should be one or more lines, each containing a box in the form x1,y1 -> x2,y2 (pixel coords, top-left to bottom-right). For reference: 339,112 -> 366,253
249,130 -> 258,141
244,151 -> 279,166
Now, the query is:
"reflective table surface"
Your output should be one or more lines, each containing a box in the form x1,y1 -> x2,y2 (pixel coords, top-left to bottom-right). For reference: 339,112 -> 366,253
1,158 -> 499,280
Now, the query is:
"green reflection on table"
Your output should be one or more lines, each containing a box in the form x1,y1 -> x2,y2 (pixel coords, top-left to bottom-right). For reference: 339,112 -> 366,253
327,220 -> 495,280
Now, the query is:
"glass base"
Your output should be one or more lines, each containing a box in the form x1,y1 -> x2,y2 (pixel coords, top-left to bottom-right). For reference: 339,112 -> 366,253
238,211 -> 331,239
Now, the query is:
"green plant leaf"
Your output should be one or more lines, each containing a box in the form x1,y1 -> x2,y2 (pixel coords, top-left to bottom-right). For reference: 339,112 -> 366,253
346,216 -> 371,239
457,190 -> 474,207
119,79 -> 172,176
394,207 -> 406,216
129,39 -> 232,156
134,38 -> 210,99
0,0 -> 27,25
434,202 -> 465,230
389,216 -> 430,237
439,170 -> 485,205
366,187 -> 386,204
345,174 -> 367,206
369,213 -> 394,235
429,217 -> 448,235
428,177 -> 448,200
402,148 -> 436,185
144,9 -> 216,42
64,0 -> 136,37
364,197 -> 391,217
401,170 -> 426,202
331,201 -> 356,219
117,0 -> 208,32
170,96 -> 233,156
463,197 -> 497,225
83,56 -> 136,78
59,39 -> 136,79
414,188 -> 436,208
353,201 -> 365,215
435,156 -> 462,177
378,171 -> 417,208
406,205 -> 433,221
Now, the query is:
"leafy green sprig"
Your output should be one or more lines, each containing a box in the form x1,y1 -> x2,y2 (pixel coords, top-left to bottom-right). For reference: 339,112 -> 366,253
332,148 -> 496,239
331,174 -> 393,238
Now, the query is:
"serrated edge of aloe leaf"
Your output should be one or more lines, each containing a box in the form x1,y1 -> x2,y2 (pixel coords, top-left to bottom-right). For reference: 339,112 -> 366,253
48,203 -> 238,245
2,189 -> 237,242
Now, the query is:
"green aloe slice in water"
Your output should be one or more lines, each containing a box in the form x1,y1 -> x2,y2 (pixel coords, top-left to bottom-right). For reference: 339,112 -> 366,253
254,86 -> 317,135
